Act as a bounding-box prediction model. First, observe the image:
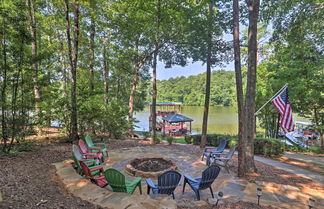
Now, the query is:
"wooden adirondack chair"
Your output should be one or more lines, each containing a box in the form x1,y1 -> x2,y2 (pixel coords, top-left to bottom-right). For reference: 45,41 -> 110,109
85,136 -> 108,157
208,146 -> 236,173
78,140 -> 104,163
201,138 -> 228,161
72,145 -> 101,175
80,162 -> 108,188
104,168 -> 142,194
146,170 -> 181,199
182,165 -> 221,200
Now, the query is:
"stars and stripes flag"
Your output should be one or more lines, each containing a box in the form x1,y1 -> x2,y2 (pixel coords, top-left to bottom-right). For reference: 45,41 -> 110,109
272,86 -> 294,133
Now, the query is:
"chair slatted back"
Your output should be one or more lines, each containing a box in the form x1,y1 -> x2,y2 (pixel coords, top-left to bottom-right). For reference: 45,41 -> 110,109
223,146 -> 236,162
157,170 -> 181,195
199,165 -> 220,190
104,168 -> 127,193
78,140 -> 88,154
215,139 -> 227,152
72,145 -> 83,161
80,161 -> 94,178
85,136 -> 95,147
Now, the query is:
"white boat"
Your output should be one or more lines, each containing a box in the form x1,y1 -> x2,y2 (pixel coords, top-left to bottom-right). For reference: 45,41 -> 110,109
285,132 -> 308,148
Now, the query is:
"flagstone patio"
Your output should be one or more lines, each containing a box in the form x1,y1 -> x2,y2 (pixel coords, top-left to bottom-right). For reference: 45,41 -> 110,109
54,145 -> 324,209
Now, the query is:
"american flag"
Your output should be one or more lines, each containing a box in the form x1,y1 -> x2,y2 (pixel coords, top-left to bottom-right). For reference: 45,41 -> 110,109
272,86 -> 294,133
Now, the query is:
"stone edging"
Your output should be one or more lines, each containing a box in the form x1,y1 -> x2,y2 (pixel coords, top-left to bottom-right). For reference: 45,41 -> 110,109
53,160 -> 177,209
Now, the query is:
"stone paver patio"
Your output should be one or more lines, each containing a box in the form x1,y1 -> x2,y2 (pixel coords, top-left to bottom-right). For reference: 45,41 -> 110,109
54,145 -> 324,209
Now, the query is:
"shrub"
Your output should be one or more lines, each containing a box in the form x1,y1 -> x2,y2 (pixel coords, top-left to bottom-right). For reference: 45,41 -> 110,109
160,135 -> 173,144
254,138 -> 285,156
189,134 -> 235,147
184,135 -> 193,144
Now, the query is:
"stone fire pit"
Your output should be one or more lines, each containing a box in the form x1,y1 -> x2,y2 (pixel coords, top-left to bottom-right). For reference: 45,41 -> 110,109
125,157 -> 177,178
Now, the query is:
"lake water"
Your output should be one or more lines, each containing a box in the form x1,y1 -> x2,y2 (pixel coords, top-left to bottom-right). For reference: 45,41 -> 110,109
134,106 -> 238,135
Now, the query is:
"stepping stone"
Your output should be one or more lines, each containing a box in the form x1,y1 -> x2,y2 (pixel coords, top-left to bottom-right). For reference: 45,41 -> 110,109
274,193 -> 295,203
227,182 -> 246,191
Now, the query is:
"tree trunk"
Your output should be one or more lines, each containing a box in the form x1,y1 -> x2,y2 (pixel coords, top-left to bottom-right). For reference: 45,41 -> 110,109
243,0 -> 260,173
103,35 -> 109,105
1,17 -> 8,151
233,0 -> 246,177
151,45 -> 158,142
314,107 -> 323,149
89,11 -> 95,92
26,0 -> 41,130
64,0 -> 79,141
151,0 -> 161,143
200,1 -> 213,148
58,34 -> 69,131
128,63 -> 141,120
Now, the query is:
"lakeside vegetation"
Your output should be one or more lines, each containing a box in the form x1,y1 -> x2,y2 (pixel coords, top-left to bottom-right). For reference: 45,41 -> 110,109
156,70 -> 237,106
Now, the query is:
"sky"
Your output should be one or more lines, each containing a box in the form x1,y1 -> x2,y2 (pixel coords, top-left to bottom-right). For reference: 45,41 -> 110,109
156,60 -> 234,80
155,33 -> 235,80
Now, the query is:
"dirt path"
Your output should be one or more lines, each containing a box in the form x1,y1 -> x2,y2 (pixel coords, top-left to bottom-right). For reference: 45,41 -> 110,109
284,152 -> 324,166
0,143 -> 103,209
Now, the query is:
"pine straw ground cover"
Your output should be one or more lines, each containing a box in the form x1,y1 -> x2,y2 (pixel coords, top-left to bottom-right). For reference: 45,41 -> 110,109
0,139 -> 321,209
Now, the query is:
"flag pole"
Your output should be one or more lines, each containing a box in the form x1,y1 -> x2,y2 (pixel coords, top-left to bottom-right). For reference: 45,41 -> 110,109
254,83 -> 288,116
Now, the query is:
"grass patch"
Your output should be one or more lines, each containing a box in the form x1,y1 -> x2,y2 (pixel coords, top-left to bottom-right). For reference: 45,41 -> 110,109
172,138 -> 186,144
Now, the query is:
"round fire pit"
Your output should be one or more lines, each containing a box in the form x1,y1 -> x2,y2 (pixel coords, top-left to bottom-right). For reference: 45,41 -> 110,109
125,157 -> 177,179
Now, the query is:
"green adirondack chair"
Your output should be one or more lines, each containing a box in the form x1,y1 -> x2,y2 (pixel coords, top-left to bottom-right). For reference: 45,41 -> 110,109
85,136 -> 108,157
104,168 -> 142,194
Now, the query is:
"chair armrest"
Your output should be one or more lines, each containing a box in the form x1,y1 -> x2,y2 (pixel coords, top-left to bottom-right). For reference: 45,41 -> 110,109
88,147 -> 101,151
84,159 -> 97,165
94,143 -> 106,148
89,166 -> 104,172
184,174 -> 199,183
82,153 -> 97,156
204,147 -> 217,152
146,178 -> 157,189
128,177 -> 142,186
212,157 -> 230,161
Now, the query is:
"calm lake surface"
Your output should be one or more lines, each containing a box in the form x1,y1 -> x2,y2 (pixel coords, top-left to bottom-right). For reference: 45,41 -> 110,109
134,106 -> 238,135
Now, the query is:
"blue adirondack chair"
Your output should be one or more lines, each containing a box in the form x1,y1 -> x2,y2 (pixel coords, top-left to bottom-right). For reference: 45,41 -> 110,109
182,165 -> 221,200
146,170 -> 181,199
201,138 -> 228,161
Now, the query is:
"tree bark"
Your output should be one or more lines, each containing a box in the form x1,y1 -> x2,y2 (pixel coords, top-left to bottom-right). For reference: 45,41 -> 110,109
89,10 -> 95,92
200,1 -> 213,148
26,0 -> 41,130
151,0 -> 161,143
64,0 -> 79,141
128,63 -> 141,120
1,16 -> 8,151
243,0 -> 260,173
103,35 -> 109,105
58,34 -> 69,125
233,0 -> 246,177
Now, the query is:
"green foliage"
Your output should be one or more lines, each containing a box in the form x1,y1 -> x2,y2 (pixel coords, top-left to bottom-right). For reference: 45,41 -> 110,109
156,70 -> 237,106
161,135 -> 173,145
285,146 -> 324,154
186,134 -> 235,146
1,140 -> 39,154
184,136 -> 192,144
256,0 -> 323,143
254,138 -> 285,157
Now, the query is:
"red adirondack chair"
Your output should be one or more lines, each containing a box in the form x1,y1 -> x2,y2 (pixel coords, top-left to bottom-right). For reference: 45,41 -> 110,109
78,140 -> 104,163
80,162 -> 108,188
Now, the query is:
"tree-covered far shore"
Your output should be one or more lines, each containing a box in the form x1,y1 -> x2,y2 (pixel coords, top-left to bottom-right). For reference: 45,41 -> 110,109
156,70 -> 237,107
